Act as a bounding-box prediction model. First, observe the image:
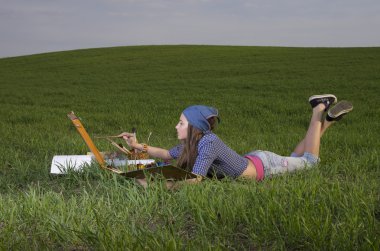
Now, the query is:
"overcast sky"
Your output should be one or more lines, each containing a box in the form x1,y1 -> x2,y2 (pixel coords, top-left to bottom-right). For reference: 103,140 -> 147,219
1,0 -> 379,58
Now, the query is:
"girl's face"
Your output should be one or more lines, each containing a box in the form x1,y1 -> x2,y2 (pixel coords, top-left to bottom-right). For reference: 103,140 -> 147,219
175,114 -> 189,140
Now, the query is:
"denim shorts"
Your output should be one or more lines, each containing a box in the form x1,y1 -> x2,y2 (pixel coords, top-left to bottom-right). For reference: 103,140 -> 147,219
245,150 -> 320,177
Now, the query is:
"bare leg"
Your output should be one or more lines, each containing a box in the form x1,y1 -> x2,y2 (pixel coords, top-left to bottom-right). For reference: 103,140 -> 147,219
292,119 -> 334,156
304,104 -> 326,156
320,120 -> 333,136
292,104 -> 326,157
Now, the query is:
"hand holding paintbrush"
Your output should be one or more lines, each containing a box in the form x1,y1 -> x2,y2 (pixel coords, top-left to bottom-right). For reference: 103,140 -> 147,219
96,129 -> 149,160
108,129 -> 138,150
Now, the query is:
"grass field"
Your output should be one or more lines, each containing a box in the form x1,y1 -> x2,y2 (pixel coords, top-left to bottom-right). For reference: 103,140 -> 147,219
0,45 -> 379,250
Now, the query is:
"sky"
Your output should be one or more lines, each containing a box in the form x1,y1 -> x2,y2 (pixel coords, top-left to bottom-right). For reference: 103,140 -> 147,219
1,0 -> 380,58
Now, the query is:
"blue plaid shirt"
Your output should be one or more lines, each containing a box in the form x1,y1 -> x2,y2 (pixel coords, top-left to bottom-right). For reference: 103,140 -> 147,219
168,133 -> 248,178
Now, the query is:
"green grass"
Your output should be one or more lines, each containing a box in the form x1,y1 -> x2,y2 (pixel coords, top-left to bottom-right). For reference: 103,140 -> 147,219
0,45 -> 379,250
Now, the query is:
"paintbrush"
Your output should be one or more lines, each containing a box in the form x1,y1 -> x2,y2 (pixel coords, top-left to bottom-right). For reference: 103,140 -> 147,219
147,131 -> 152,144
132,127 -> 138,154
94,135 -> 122,139
103,137 -> 132,155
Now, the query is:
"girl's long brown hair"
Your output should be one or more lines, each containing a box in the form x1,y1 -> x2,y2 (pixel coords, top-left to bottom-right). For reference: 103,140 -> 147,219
177,117 -> 218,171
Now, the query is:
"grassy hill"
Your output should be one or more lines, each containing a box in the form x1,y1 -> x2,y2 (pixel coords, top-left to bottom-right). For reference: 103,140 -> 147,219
0,45 -> 379,250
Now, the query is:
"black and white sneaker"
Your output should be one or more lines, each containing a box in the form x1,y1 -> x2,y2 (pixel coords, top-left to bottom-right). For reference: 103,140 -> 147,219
326,101 -> 353,121
309,94 -> 337,111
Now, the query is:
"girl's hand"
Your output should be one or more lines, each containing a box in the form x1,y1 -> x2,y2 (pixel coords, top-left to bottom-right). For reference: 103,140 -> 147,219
117,132 -> 138,148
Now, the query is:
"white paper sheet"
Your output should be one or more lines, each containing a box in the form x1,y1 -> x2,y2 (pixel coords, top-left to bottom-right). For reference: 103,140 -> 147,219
50,155 -> 93,174
50,155 -> 155,174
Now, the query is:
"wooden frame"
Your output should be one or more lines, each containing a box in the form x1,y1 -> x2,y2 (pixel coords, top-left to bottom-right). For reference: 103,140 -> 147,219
67,111 -> 197,180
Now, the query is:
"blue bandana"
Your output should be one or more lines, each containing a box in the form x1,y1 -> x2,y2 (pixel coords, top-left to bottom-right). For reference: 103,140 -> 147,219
182,105 -> 219,133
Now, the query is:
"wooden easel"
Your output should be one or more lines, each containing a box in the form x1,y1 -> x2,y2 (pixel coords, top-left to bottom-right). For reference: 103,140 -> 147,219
67,111 -> 197,180
67,112 -> 124,174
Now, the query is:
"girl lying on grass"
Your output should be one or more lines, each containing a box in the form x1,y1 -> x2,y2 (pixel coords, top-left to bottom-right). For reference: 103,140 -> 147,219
119,94 -> 353,188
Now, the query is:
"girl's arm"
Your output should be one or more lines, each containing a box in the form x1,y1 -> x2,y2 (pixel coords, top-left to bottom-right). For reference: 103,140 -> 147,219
133,142 -> 172,160
118,132 -> 172,160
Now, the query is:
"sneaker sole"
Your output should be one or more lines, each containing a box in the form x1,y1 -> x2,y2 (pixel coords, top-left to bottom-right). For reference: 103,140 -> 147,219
308,94 -> 337,104
328,100 -> 353,118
